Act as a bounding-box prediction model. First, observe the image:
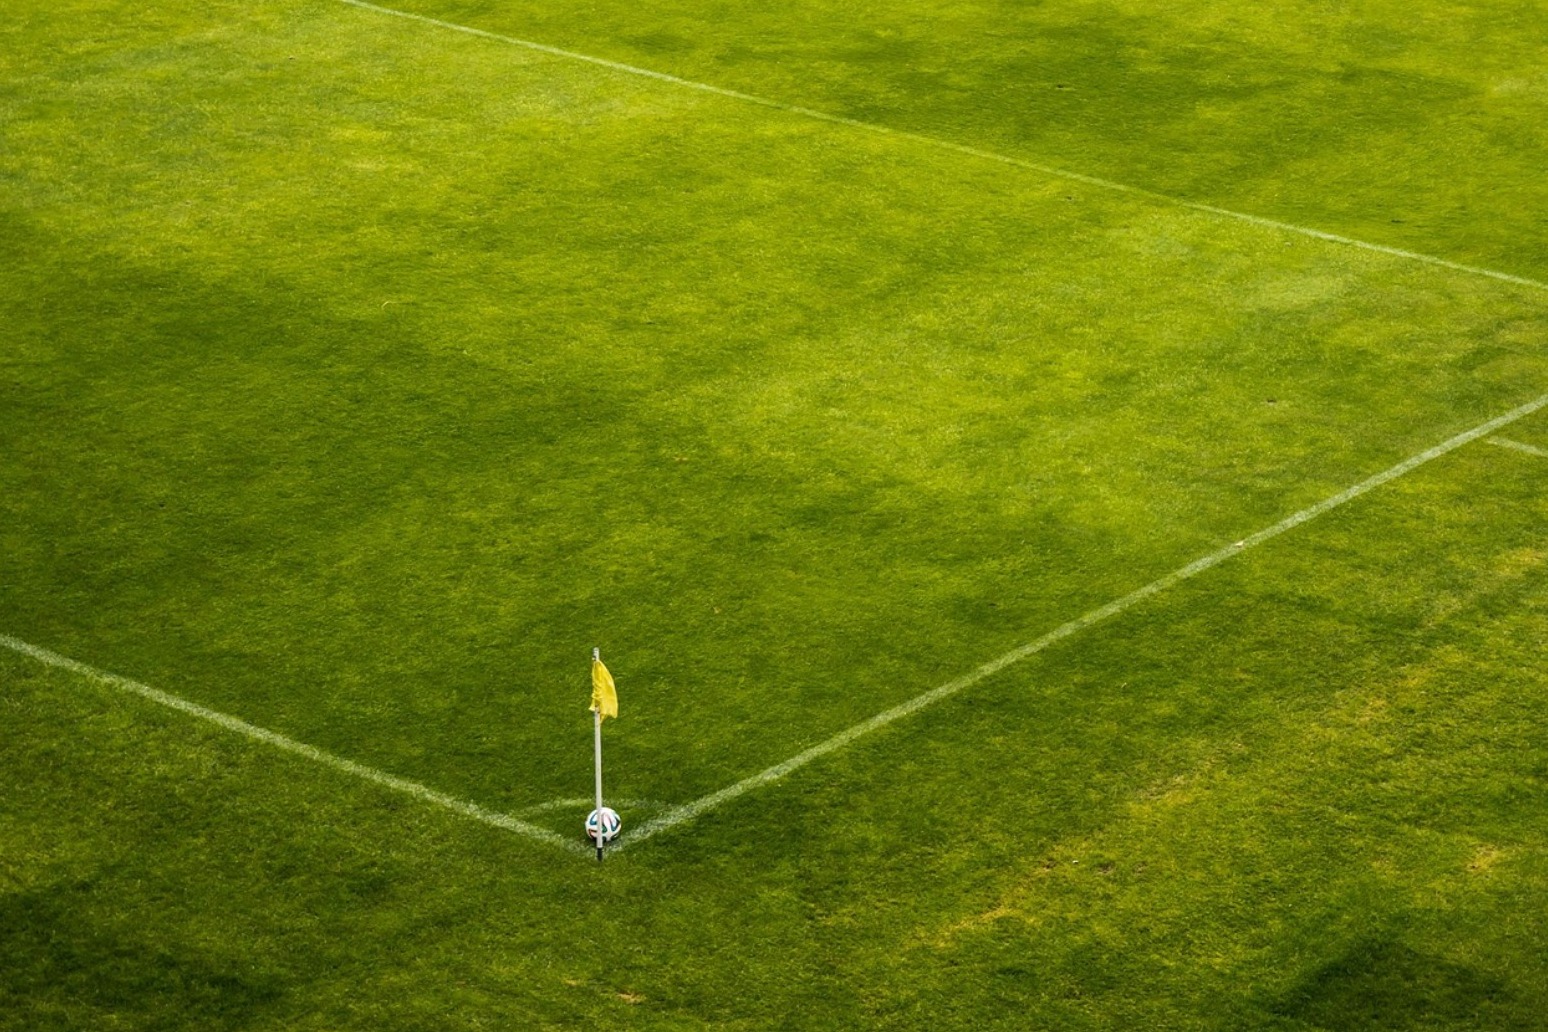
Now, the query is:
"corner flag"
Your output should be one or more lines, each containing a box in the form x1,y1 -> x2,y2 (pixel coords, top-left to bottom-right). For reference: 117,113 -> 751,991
591,655 -> 618,720
589,648 -> 619,861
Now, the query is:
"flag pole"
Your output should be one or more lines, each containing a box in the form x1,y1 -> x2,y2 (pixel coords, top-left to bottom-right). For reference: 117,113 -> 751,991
593,646 -> 604,863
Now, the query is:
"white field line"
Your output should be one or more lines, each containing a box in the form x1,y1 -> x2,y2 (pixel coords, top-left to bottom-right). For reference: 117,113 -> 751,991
1488,436 -> 1548,458
619,392 -> 1548,849
338,0 -> 1548,296
5,396 -> 1543,860
0,634 -> 588,855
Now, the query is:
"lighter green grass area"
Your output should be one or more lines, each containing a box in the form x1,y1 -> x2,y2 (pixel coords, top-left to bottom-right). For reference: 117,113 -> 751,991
396,0 -> 1548,278
2,0 -> 1547,1027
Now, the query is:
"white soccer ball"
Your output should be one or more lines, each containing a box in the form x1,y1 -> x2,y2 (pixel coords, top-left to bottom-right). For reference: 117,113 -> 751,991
586,807 -> 622,844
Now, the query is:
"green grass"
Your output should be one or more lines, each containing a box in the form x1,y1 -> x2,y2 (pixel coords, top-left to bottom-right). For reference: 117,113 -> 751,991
2,0 -> 1546,1026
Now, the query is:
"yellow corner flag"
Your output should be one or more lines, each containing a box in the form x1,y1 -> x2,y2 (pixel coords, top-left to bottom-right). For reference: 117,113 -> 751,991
590,656 -> 618,720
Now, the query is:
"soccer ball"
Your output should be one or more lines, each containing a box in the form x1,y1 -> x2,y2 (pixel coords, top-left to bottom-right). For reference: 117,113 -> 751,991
586,807 -> 622,844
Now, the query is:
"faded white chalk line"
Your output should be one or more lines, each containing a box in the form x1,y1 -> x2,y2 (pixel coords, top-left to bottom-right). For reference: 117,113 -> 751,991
1488,436 -> 1548,458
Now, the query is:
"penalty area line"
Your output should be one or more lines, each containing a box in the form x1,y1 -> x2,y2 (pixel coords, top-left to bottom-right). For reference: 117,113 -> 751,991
619,391 -> 1548,850
338,0 -> 1548,296
0,635 -> 588,856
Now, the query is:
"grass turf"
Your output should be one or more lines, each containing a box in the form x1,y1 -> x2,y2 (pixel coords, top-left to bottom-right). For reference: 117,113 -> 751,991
2,0 -> 1546,1026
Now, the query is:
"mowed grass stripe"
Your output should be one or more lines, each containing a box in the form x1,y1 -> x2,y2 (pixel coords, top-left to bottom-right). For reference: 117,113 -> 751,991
624,391 -> 1548,849
340,0 -> 1548,296
0,634 -> 587,855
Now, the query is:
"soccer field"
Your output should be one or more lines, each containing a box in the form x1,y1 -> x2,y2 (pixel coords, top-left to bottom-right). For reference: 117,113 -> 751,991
3,0 -> 1547,1026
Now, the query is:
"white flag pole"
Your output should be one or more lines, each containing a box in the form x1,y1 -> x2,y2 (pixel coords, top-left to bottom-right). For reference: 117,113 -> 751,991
593,646 -> 605,862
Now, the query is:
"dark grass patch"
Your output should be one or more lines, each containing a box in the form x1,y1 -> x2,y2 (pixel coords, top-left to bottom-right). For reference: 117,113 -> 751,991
1275,939 -> 1515,1032
0,879 -> 286,1031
